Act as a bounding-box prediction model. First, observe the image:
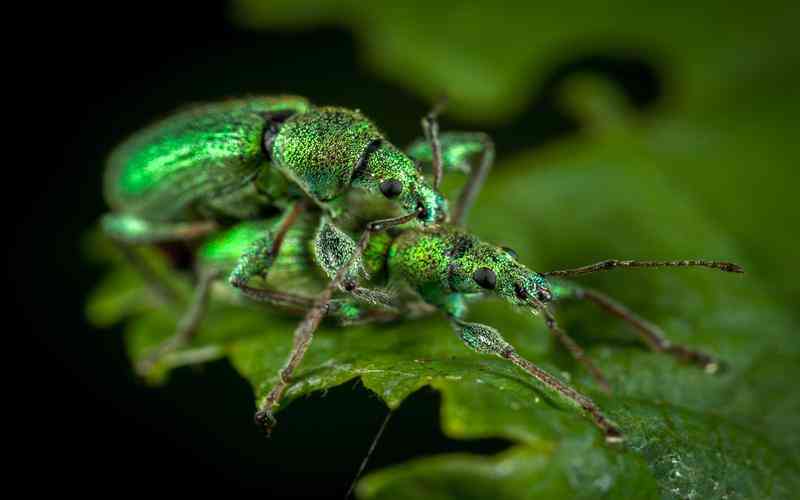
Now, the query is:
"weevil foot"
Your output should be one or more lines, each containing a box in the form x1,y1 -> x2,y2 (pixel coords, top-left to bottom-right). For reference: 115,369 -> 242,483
604,425 -> 625,444
254,409 -> 277,437
666,344 -> 726,374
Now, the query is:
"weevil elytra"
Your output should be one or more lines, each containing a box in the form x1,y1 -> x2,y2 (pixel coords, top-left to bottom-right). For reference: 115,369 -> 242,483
141,206 -> 742,443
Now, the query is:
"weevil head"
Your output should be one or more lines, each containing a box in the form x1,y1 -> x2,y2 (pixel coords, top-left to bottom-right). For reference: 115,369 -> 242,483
442,231 -> 552,313
350,141 -> 448,224
270,107 -> 447,223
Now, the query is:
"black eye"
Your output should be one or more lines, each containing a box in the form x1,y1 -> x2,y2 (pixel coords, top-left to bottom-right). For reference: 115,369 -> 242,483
473,267 -> 496,290
380,179 -> 403,198
501,246 -> 518,259
537,290 -> 552,302
514,282 -> 528,300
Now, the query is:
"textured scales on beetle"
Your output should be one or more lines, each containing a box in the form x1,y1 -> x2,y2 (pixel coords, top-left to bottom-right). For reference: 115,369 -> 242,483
102,95 -> 451,244
102,96 -> 743,444
169,209 -> 741,443
100,95 -> 480,334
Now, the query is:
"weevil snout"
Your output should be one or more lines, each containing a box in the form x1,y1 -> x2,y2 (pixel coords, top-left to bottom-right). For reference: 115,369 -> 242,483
514,278 -> 552,314
412,184 -> 449,224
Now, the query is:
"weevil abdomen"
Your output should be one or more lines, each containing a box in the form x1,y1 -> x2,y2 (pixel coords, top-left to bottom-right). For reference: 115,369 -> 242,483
104,96 -> 311,220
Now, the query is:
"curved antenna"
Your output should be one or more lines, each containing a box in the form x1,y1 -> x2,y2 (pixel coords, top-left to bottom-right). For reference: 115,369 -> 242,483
543,259 -> 743,278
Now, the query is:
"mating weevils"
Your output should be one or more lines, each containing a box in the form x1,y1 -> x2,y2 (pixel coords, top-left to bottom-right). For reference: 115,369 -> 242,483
146,206 -> 741,442
101,95 -> 493,303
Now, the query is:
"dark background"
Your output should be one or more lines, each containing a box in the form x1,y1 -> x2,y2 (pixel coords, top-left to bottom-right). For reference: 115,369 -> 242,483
18,2 -> 660,497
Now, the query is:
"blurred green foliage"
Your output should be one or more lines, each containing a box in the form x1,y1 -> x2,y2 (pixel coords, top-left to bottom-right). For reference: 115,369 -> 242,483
88,1 -> 800,498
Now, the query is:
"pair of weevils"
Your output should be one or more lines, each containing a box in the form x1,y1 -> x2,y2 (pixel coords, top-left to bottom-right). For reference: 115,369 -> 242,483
102,96 -> 742,443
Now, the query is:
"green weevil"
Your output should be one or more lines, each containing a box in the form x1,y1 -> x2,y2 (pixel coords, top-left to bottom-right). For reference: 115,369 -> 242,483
141,208 -> 742,443
101,95 -> 494,304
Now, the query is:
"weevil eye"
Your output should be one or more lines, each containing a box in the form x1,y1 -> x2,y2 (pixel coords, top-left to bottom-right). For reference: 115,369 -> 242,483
537,289 -> 552,302
473,267 -> 497,290
380,179 -> 403,198
501,246 -> 518,259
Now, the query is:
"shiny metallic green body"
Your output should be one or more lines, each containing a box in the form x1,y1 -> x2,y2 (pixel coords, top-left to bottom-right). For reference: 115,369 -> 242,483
197,213 -> 392,297
105,96 -> 311,221
199,214 -> 325,296
197,212 -> 552,322
271,107 -> 447,222
102,96 -> 450,244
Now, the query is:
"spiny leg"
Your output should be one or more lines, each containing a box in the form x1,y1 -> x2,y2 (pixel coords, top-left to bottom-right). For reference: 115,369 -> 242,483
451,317 -> 622,443
421,98 -> 448,189
137,267 -> 221,375
102,213 -> 220,305
451,133 -> 494,226
255,210 -> 421,434
544,258 -> 744,278
139,202 -> 307,373
540,306 -> 611,393
228,201 -> 306,289
328,297 -> 436,327
267,201 -> 306,266
234,283 -> 316,312
407,131 -> 495,226
101,213 -> 219,244
237,282 -> 405,324
556,283 -> 721,373
110,239 -> 179,306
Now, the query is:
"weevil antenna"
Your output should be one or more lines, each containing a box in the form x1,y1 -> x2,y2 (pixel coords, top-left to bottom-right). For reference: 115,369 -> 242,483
543,258 -> 743,278
346,409 -> 393,499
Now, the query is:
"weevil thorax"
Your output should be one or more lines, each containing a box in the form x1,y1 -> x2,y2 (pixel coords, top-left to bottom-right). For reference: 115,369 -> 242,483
270,107 -> 447,223
389,225 -> 552,310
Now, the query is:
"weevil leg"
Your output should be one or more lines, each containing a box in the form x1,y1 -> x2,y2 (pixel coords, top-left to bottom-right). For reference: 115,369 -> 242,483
254,276 -> 338,435
137,267 -> 221,375
553,282 -> 722,373
329,299 -> 436,326
266,201 -> 306,264
101,213 -> 219,245
101,213 -> 220,304
255,210 -> 420,435
109,239 -> 180,305
450,133 -> 494,226
233,283 -> 316,312
450,317 -> 622,443
421,99 -> 447,189
407,131 -> 495,226
139,202 -> 307,374
228,201 -> 306,289
540,307 -> 611,393
312,216 -> 402,311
